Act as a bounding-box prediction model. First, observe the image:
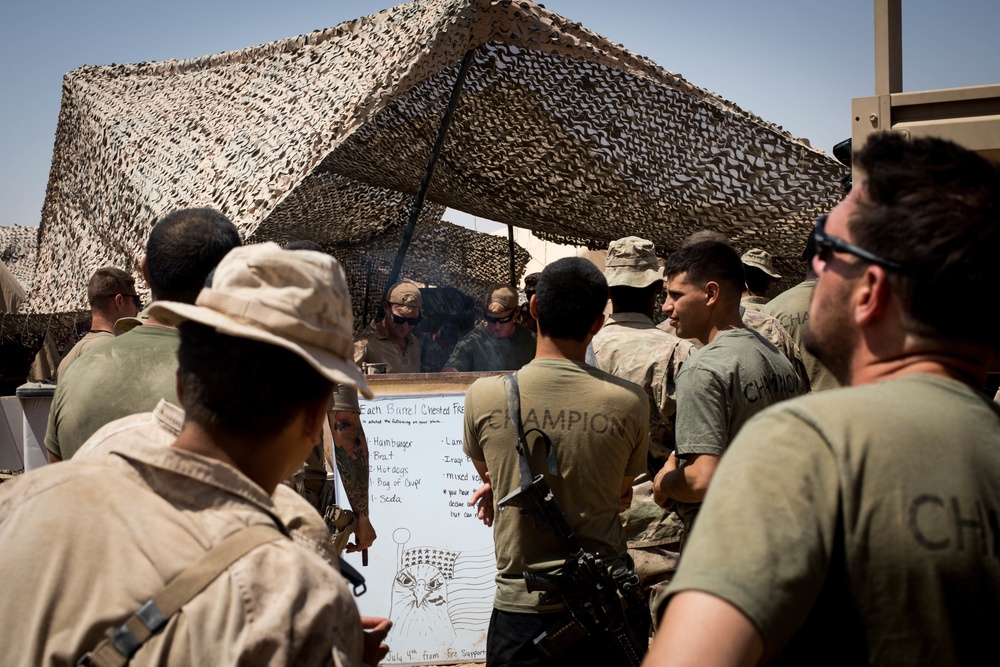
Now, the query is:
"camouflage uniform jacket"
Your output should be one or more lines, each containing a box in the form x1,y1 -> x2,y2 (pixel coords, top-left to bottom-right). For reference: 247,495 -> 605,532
591,312 -> 694,548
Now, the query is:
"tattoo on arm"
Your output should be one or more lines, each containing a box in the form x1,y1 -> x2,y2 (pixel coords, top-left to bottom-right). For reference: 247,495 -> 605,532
331,410 -> 370,517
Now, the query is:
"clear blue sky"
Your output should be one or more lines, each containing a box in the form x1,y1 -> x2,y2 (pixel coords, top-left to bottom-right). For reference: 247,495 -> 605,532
1,0 -> 998,228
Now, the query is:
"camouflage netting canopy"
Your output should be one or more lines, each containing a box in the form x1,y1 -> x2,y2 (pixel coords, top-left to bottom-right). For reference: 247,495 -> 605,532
18,0 -> 844,336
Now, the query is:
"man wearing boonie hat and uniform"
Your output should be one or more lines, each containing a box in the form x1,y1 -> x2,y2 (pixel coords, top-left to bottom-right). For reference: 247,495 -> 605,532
740,247 -> 781,309
442,283 -> 536,372
587,236 -> 695,617
354,280 -> 438,373
0,243 -> 391,665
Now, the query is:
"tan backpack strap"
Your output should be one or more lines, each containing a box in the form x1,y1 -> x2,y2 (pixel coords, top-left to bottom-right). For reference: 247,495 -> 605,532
78,524 -> 283,667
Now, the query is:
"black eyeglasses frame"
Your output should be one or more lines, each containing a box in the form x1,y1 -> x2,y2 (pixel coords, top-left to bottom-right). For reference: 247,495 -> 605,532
812,215 -> 905,272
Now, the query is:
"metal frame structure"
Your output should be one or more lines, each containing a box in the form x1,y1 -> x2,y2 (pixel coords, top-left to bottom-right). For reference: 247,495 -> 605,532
852,0 -> 1000,166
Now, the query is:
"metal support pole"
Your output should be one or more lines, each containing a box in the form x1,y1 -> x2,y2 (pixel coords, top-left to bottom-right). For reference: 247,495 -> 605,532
507,223 -> 516,286
383,49 -> 476,299
874,0 -> 902,95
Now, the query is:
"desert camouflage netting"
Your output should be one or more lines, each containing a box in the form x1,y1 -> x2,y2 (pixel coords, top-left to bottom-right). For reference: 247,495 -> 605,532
0,226 -> 38,295
15,0 -> 845,337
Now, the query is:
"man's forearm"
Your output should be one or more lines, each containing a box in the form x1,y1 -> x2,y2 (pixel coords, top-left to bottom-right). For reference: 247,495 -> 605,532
654,453 -> 719,506
331,410 -> 370,517
658,467 -> 706,504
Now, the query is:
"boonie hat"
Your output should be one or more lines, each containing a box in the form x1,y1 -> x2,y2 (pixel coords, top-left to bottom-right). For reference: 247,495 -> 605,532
386,281 -> 421,317
150,242 -> 372,398
484,285 -> 519,313
741,248 -> 782,279
604,236 -> 663,288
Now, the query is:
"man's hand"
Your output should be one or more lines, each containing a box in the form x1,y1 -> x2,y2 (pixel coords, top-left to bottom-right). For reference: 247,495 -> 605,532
361,616 -> 392,666
348,514 -> 376,553
469,482 -> 494,527
653,451 -> 679,508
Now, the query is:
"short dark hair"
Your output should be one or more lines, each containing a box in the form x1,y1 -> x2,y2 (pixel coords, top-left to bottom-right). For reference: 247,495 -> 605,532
743,265 -> 773,294
663,241 -> 745,297
853,134 -> 1000,349
609,283 -> 660,314
145,208 -> 241,303
87,267 -> 135,308
535,257 -> 608,341
177,322 -> 333,439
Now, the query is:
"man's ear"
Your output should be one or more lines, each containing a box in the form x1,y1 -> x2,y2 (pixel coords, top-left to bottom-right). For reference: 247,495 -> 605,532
302,398 -> 328,442
704,281 -> 721,306
140,256 -> 150,284
529,294 -> 539,319
589,313 -> 606,336
855,266 -> 891,326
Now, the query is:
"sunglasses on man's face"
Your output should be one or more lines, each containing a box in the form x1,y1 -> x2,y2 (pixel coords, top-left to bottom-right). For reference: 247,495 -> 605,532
483,311 -> 516,324
121,293 -> 143,310
812,215 -> 905,272
390,313 -> 422,326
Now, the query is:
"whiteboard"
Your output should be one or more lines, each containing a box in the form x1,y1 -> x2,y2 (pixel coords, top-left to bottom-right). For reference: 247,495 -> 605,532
337,392 -> 495,666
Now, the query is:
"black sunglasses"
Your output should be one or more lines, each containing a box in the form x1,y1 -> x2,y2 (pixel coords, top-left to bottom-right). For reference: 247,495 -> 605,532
390,313 -> 422,326
120,293 -> 143,310
812,215 -> 904,272
483,311 -> 516,324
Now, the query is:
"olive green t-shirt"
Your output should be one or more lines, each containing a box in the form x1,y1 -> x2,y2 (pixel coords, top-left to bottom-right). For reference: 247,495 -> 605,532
665,375 -> 1000,666
673,328 -> 802,524
446,325 -> 536,372
45,325 -> 180,460
463,358 -> 648,613
762,279 -> 841,391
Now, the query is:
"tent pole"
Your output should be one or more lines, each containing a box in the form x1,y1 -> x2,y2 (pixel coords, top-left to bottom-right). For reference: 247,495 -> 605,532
384,48 -> 476,298
507,223 -> 516,286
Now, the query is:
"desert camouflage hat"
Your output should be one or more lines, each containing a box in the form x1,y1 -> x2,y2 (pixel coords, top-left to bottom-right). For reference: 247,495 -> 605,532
386,280 -> 421,316
604,236 -> 663,288
741,247 -> 782,279
149,242 -> 372,398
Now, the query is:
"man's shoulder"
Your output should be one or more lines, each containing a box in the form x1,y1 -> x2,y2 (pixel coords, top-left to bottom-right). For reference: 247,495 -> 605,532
763,280 -> 813,314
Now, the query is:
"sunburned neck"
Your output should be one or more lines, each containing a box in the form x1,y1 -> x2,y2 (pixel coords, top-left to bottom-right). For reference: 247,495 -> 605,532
172,421 -> 280,494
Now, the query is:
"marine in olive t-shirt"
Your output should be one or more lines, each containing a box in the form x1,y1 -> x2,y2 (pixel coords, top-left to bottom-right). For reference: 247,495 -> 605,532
463,358 -> 648,613
446,324 -> 535,372
673,327 -> 801,526
664,374 -> 1000,666
45,324 -> 180,460
762,279 -> 840,391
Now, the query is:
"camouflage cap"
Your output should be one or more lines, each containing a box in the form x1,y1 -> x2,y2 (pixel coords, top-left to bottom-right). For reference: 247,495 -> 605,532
604,236 -> 663,288
741,248 -> 782,279
386,280 -> 421,316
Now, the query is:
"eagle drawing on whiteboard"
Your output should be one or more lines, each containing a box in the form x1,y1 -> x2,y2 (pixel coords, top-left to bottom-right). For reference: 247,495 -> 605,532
389,546 -> 459,646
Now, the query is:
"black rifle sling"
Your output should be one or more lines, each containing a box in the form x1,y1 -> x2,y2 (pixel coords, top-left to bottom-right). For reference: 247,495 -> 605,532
504,372 -> 558,489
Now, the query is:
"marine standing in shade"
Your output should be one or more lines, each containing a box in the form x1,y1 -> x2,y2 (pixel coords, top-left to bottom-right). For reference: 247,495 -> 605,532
443,283 -> 535,372
354,280 -> 440,373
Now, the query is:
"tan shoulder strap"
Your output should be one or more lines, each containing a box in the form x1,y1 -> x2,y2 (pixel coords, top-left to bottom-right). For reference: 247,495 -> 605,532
79,524 -> 284,667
